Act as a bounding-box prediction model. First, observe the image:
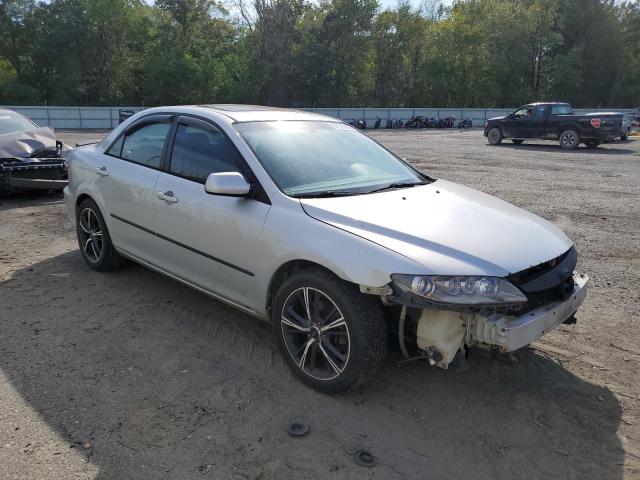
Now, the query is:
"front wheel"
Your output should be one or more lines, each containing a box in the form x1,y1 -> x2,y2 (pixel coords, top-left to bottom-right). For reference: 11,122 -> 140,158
559,129 -> 580,150
272,268 -> 387,393
487,127 -> 503,145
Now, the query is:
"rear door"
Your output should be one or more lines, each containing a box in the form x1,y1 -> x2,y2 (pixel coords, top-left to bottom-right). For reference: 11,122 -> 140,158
98,115 -> 173,261
547,104 -> 573,138
152,116 -> 271,308
527,105 -> 548,137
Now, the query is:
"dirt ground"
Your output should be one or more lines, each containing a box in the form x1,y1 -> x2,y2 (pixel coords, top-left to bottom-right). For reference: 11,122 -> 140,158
1,129 -> 639,480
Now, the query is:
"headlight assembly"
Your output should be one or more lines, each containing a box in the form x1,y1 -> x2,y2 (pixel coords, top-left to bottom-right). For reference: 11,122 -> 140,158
391,274 -> 527,305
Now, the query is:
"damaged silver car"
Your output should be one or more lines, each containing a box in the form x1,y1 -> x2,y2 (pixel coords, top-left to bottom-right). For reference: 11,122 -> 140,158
63,105 -> 588,393
0,108 -> 68,195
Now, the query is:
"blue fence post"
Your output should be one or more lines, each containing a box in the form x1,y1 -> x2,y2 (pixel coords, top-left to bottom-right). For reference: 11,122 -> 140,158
78,107 -> 83,129
45,106 -> 51,127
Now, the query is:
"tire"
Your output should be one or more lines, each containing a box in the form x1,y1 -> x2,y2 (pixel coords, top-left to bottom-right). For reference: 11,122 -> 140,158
76,198 -> 126,271
512,139 -> 524,144
621,128 -> 629,141
585,141 -> 601,149
487,127 -> 503,145
272,268 -> 387,393
559,129 -> 580,150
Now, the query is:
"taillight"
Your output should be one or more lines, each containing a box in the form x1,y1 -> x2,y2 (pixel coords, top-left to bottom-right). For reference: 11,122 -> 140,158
590,118 -> 601,128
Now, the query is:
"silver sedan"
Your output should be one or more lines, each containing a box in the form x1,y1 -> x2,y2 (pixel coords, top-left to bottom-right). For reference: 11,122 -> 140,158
64,105 -> 588,392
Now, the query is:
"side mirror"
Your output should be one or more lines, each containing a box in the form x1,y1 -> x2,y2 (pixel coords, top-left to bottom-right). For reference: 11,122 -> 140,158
204,172 -> 251,197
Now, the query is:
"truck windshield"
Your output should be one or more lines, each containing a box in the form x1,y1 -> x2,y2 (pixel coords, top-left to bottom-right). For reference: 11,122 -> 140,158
235,121 -> 427,197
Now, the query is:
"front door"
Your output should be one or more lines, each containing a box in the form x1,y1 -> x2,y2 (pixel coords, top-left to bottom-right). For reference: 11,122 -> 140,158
505,105 -> 535,138
152,116 -> 271,309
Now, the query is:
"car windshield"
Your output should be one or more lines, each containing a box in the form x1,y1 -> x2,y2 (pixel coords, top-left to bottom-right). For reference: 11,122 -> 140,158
235,121 -> 427,197
0,112 -> 38,135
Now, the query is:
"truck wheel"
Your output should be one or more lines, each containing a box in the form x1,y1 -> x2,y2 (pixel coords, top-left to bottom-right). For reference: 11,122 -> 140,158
621,128 -> 629,141
559,130 -> 579,150
487,128 -> 503,145
512,139 -> 524,144
76,198 -> 126,271
585,141 -> 601,149
272,268 -> 387,393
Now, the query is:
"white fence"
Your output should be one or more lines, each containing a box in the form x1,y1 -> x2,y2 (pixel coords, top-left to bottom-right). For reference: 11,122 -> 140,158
3,105 -> 638,130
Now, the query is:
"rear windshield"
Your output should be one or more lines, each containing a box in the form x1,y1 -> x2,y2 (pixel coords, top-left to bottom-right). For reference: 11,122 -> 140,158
0,112 -> 38,135
551,105 -> 573,115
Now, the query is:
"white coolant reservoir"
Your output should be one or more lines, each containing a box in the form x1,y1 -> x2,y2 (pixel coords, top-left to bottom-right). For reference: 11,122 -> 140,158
416,309 -> 468,368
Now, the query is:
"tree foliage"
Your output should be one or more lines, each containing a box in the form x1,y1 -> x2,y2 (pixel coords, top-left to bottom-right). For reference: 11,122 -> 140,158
0,0 -> 638,107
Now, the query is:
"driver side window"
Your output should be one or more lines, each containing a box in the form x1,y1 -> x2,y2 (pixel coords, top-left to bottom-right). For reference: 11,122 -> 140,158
169,122 -> 241,182
513,107 -> 529,118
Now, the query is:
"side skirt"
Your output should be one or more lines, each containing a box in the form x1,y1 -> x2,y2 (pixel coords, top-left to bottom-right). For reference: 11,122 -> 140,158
116,247 -> 267,321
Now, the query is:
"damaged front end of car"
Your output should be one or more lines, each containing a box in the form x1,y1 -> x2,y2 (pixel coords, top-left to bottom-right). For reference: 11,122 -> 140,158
0,127 -> 69,195
365,246 -> 588,368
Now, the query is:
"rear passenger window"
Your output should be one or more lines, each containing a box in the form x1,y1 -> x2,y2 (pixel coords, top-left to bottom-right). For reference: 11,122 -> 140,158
107,121 -> 171,168
551,105 -> 573,115
169,123 -> 240,182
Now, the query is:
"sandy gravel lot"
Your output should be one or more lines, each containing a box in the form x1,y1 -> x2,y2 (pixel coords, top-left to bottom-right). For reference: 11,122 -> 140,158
1,129 -> 639,479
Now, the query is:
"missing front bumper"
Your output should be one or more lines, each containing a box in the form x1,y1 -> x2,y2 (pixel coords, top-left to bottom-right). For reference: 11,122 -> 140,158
469,273 -> 588,352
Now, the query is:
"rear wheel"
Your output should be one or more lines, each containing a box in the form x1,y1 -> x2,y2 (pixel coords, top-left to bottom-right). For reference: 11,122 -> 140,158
559,130 -> 580,150
512,139 -> 524,144
487,128 -> 503,145
585,140 -> 601,149
76,198 -> 126,271
272,268 -> 387,393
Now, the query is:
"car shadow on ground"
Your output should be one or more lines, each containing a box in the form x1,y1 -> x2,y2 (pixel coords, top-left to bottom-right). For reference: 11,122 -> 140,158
0,251 -> 625,479
494,141 -> 636,155
0,190 -> 64,212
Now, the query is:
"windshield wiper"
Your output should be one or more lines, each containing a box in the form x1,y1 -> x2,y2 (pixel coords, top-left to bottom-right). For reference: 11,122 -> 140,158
293,190 -> 362,198
366,181 -> 428,194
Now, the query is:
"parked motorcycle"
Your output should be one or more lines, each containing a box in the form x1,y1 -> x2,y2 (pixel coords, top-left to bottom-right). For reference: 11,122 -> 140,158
443,116 -> 456,128
374,117 -> 381,129
386,119 -> 394,129
394,119 -> 404,128
405,116 -> 428,128
458,118 -> 473,129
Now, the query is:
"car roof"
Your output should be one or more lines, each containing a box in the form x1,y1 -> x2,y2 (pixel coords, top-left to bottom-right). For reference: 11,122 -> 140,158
196,104 -> 336,123
526,102 -> 570,106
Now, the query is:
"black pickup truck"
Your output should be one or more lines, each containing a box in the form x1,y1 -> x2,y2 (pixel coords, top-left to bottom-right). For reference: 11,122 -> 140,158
484,102 -> 624,150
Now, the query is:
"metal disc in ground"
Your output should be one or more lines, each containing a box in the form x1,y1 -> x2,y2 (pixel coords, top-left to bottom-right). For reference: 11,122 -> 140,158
354,449 -> 377,467
287,422 -> 309,437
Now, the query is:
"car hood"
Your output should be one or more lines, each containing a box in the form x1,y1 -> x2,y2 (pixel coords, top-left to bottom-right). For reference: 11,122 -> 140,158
0,126 -> 59,158
300,180 -> 573,277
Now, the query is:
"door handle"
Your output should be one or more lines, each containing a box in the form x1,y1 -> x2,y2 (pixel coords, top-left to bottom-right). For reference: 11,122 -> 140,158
157,190 -> 178,204
96,166 -> 109,176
